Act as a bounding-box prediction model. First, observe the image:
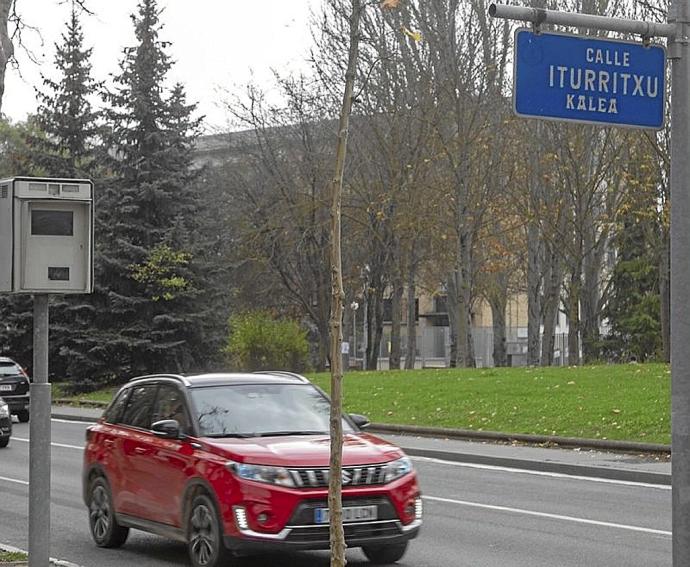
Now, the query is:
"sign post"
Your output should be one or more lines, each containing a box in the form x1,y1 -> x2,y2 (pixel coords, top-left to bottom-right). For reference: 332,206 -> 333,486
489,3 -> 688,564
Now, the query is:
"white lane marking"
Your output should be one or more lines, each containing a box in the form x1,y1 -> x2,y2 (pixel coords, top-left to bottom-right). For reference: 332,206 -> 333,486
411,455 -> 671,490
424,495 -> 671,537
13,437 -> 83,451
51,418 -> 93,425
0,475 -> 28,486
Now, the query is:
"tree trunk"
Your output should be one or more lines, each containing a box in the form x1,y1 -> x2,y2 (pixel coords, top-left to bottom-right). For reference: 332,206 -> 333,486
660,227 -> 671,362
365,281 -> 385,371
404,249 -> 417,370
527,208 -> 542,366
490,297 -> 507,367
327,2 -> 361,565
389,261 -> 403,370
541,245 -> 562,366
447,273 -> 459,367
567,268 -> 581,366
489,273 -> 508,367
0,0 -> 13,115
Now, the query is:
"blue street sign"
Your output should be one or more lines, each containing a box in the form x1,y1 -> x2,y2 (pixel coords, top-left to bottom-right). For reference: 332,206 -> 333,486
514,29 -> 666,129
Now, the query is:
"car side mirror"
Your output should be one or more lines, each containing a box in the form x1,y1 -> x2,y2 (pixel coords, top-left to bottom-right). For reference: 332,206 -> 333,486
349,413 -> 370,430
151,419 -> 184,439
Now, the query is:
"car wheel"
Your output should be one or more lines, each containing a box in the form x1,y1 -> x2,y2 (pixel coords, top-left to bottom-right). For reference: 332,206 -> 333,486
187,493 -> 233,567
88,476 -> 129,548
0,437 -> 8,448
362,542 -> 409,564
17,411 -> 29,423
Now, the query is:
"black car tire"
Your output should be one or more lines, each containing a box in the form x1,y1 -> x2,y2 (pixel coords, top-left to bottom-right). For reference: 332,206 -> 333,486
88,476 -> 129,548
187,493 -> 234,567
17,411 -> 29,423
362,542 -> 409,564
0,437 -> 8,448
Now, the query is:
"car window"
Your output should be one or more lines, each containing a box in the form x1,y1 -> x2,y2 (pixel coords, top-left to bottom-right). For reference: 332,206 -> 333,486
151,385 -> 191,434
120,385 -> 157,430
103,388 -> 130,424
0,362 -> 22,376
190,383 -> 354,437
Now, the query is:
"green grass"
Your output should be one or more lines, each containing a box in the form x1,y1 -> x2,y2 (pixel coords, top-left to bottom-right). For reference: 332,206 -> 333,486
53,364 -> 672,444
308,364 -> 671,444
0,550 -> 28,562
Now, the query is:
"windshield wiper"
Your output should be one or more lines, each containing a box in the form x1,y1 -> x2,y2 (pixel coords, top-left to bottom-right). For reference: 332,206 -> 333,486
252,430 -> 328,437
204,432 -> 254,439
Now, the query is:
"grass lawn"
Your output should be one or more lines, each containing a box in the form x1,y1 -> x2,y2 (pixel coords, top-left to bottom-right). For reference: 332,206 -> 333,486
308,364 -> 670,444
53,364 -> 671,444
0,550 -> 28,562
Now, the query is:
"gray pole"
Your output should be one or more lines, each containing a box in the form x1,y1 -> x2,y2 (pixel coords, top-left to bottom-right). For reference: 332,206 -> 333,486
29,294 -> 51,567
670,1 -> 690,564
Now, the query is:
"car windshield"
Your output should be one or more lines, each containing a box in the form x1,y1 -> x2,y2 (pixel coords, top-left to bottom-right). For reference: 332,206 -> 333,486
0,362 -> 21,376
190,383 -> 354,438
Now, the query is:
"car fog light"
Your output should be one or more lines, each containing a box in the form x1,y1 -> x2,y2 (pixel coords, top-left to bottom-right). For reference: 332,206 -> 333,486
415,497 -> 423,520
233,506 -> 249,530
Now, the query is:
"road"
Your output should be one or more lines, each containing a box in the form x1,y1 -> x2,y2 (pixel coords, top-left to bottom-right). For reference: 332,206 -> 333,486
0,418 -> 671,567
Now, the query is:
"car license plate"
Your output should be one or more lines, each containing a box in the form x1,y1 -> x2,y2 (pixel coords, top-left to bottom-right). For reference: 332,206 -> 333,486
0,385 -> 13,392
315,505 -> 377,524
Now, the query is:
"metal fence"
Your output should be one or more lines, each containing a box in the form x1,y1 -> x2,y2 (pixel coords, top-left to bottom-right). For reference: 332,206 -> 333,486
353,327 -> 569,369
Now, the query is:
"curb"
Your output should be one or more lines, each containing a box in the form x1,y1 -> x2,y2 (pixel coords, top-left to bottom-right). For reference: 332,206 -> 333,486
400,446 -> 671,485
0,543 -> 83,567
367,423 -> 671,455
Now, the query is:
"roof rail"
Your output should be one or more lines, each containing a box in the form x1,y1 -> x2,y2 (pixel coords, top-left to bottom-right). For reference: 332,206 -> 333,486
127,373 -> 189,386
252,370 -> 310,383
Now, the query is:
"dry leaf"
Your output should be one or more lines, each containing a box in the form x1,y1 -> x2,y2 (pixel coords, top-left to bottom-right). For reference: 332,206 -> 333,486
381,0 -> 401,9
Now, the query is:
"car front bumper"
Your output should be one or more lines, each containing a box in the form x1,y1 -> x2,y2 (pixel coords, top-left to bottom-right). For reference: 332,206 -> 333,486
224,517 -> 421,552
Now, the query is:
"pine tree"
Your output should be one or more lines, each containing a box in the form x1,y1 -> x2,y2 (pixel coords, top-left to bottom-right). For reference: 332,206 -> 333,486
30,6 -> 100,178
78,0 -> 223,386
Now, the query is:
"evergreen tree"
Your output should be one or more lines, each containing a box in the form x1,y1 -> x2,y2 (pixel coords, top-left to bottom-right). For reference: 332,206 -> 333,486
29,6 -> 100,178
77,0 -> 224,387
603,143 -> 663,362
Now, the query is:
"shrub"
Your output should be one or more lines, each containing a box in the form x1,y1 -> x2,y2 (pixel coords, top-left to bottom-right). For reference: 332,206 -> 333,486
225,311 -> 310,372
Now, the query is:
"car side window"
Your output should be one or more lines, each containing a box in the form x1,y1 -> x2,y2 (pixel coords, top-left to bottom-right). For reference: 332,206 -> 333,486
103,388 -> 130,424
152,385 -> 191,434
120,385 -> 157,430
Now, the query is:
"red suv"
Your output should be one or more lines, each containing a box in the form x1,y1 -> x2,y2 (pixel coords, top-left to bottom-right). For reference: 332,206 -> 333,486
83,372 -> 422,566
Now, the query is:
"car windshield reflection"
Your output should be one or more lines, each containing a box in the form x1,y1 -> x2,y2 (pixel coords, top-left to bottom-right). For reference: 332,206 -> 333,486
191,383 -> 353,438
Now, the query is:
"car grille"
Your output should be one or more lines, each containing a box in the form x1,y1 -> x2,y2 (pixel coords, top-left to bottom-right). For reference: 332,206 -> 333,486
289,464 -> 388,488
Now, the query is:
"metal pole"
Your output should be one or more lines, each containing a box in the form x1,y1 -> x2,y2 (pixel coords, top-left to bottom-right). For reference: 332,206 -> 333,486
489,3 -> 676,38
29,294 -> 51,567
670,1 -> 690,564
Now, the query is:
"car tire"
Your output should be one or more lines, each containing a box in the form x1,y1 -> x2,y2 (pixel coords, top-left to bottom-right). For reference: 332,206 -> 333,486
187,493 -> 234,567
17,411 -> 29,423
362,541 -> 409,564
88,476 -> 129,548
0,437 -> 8,448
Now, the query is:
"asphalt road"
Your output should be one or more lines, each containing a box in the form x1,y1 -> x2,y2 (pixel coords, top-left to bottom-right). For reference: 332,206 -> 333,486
0,418 -> 671,567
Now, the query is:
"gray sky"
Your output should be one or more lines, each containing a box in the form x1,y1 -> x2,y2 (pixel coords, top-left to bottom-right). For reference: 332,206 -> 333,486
4,0 -> 315,132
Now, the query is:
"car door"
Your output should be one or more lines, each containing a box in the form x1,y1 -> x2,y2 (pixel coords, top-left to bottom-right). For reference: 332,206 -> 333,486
116,383 -> 160,520
148,384 -> 197,527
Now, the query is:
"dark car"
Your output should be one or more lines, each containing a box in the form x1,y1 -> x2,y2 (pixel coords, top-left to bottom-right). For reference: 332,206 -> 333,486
83,372 -> 422,567
0,357 -> 30,422
0,398 -> 11,448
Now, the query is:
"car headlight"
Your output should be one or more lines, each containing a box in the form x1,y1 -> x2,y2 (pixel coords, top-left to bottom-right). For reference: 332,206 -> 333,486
0,403 -> 8,418
383,456 -> 413,483
226,461 -> 296,488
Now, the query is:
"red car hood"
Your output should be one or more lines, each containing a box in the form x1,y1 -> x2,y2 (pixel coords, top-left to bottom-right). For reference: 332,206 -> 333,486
204,432 -> 404,468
